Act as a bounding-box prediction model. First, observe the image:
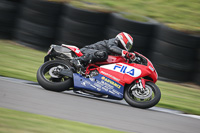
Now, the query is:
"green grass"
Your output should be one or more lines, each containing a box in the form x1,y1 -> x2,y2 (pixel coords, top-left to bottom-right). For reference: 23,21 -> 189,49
0,40 -> 200,115
0,107 -> 125,133
53,0 -> 200,35
84,0 -> 200,34
69,0 -> 114,13
157,81 -> 200,115
0,40 -> 46,82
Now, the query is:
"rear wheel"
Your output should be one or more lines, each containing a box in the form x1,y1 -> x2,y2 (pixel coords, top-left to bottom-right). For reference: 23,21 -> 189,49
37,60 -> 73,92
124,81 -> 161,109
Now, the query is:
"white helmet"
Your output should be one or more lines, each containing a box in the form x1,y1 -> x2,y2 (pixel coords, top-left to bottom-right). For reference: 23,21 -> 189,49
116,32 -> 133,51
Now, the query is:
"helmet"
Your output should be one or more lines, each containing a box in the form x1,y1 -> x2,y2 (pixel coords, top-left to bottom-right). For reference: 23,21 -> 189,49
116,32 -> 133,51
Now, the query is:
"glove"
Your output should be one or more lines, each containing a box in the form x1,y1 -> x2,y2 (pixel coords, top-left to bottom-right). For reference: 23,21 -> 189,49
122,50 -> 135,60
135,57 -> 141,63
129,53 -> 136,60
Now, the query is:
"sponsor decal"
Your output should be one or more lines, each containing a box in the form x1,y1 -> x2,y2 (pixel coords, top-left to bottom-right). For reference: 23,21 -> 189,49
94,83 -> 102,88
100,63 -> 141,77
101,76 -> 121,89
75,49 -> 80,53
89,78 -> 95,82
102,87 -> 108,92
101,71 -> 120,82
97,88 -> 101,91
113,64 -> 135,76
90,84 -> 97,89
109,90 -> 115,95
112,89 -> 120,95
149,66 -> 154,71
81,82 -> 86,86
74,73 -> 123,98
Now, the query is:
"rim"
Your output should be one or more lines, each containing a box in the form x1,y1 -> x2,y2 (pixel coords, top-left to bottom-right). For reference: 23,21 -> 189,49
128,84 -> 155,102
42,62 -> 70,83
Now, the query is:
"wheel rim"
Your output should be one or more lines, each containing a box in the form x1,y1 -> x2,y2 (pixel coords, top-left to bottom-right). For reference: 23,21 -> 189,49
42,62 -> 70,83
128,84 -> 155,102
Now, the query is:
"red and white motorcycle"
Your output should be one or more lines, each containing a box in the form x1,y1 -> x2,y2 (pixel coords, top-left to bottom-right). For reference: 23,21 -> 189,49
37,44 -> 161,109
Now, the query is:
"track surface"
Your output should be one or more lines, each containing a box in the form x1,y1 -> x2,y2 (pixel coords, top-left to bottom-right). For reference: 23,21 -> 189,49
0,78 -> 200,133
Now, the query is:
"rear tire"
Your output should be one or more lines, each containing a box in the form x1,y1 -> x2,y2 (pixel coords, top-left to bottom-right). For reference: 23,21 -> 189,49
124,81 -> 161,109
37,60 -> 73,92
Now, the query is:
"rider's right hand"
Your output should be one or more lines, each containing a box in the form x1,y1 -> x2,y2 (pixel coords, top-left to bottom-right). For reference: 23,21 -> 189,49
128,53 -> 135,60
122,50 -> 135,60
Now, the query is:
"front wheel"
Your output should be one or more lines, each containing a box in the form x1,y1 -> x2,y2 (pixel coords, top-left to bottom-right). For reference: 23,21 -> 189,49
124,82 -> 161,109
37,60 -> 73,92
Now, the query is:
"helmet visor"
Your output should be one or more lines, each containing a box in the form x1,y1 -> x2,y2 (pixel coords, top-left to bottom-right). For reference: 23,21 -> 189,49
127,42 -> 132,51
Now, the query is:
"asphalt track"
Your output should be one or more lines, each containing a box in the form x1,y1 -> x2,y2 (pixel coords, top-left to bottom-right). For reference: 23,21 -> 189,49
0,77 -> 200,133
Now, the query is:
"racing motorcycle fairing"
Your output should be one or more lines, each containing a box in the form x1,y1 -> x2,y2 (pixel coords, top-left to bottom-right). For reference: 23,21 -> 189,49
38,44 -> 161,108
46,44 -> 158,95
134,52 -> 158,83
73,73 -> 124,99
62,44 -> 83,57
99,62 -> 158,85
73,60 -> 158,99
44,44 -> 77,62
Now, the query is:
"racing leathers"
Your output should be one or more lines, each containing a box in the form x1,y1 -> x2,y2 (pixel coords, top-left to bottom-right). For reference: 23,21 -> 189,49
70,38 -> 136,71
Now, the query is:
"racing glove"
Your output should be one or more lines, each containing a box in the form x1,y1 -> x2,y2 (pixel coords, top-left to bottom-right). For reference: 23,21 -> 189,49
122,50 -> 135,60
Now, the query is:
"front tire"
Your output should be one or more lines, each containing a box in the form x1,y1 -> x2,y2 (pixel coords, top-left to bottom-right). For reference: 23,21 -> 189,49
124,82 -> 161,109
37,60 -> 73,92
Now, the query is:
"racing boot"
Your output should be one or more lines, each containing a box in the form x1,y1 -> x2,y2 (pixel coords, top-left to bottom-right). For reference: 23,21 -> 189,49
70,58 -> 85,72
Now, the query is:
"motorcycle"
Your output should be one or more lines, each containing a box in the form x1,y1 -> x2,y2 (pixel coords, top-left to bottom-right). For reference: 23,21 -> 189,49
37,44 -> 161,109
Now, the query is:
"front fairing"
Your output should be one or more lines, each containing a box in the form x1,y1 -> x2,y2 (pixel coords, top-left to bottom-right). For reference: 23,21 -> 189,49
123,62 -> 158,84
99,59 -> 158,85
134,52 -> 158,83
146,58 -> 158,83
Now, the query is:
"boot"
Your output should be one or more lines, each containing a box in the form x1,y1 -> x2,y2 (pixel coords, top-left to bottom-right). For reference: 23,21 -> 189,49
70,58 -> 85,72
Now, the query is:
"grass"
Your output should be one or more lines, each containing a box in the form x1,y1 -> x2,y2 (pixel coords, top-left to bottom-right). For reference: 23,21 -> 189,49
0,40 -> 200,115
0,107 -> 125,133
156,81 -> 200,115
52,0 -> 200,35
0,40 -> 46,82
69,0 -> 114,13
84,0 -> 200,34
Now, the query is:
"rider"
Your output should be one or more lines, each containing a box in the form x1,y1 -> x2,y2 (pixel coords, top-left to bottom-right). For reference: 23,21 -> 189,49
70,32 -> 138,71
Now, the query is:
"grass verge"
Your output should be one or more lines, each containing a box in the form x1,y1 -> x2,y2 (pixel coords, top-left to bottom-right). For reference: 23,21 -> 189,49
52,0 -> 200,35
0,40 -> 45,82
0,40 -> 200,115
80,0 -> 200,35
0,107 -> 125,133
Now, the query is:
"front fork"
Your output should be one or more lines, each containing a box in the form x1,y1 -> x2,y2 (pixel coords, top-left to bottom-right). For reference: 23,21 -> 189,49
135,78 -> 146,92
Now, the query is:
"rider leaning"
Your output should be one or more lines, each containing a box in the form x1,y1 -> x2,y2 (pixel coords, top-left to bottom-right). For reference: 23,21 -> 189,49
70,32 -> 138,71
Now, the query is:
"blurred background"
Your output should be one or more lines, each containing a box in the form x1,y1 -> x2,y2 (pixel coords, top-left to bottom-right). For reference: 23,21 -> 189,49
0,0 -> 200,116
1,0 -> 199,84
